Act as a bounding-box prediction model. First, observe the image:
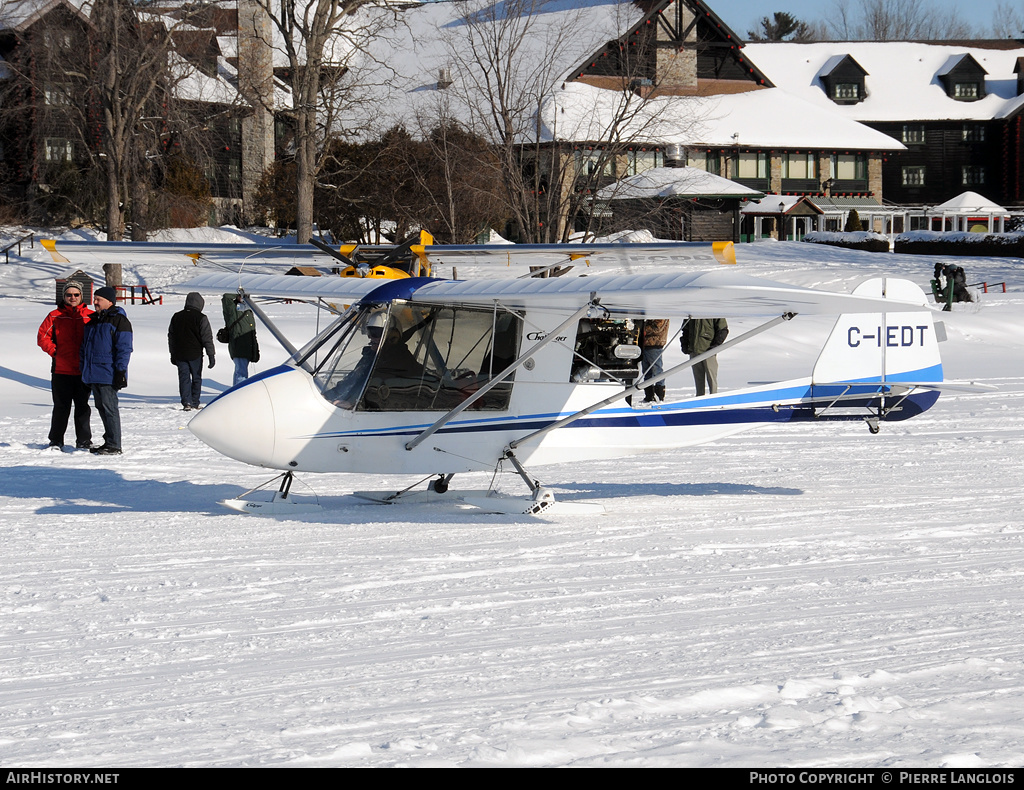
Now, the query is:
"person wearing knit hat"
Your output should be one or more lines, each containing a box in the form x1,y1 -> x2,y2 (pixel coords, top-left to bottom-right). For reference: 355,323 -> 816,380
80,286 -> 133,455
37,279 -> 94,450
93,286 -> 117,303
168,292 -> 216,410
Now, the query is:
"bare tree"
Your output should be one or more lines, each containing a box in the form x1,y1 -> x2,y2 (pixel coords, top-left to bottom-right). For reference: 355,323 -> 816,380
0,0 -> 216,283
827,0 -> 977,40
241,0 -> 398,243
989,1 -> 1024,37
436,0 -> 681,243
407,118 -> 505,244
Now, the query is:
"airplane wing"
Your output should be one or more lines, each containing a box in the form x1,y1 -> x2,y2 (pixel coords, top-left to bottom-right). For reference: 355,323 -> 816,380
177,271 -> 398,303
177,269 -> 929,318
41,239 -> 342,268
41,238 -> 735,272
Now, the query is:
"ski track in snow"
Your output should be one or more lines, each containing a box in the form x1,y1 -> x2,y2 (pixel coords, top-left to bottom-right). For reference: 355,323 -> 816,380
1,233 -> 1023,766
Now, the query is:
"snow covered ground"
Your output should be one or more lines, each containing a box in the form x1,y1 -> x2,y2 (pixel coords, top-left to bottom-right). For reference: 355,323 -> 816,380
1,230 -> 1023,767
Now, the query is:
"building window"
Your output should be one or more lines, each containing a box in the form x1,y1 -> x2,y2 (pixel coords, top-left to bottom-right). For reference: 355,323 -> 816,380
782,153 -> 816,180
687,151 -> 721,175
902,124 -> 926,144
962,124 -> 985,142
736,152 -> 768,179
626,149 -> 662,175
42,29 -> 73,50
574,149 -> 615,178
44,138 -> 73,163
43,83 -> 73,107
962,166 -> 986,185
954,82 -> 979,100
830,154 -> 867,181
902,166 -> 926,186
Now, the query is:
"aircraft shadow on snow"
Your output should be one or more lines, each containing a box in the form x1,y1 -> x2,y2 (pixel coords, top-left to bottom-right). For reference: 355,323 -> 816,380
5,465 -> 239,516
0,364 -> 51,391
1,364 -> 230,403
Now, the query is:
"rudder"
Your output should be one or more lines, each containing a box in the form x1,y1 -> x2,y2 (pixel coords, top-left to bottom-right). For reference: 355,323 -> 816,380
812,278 -> 943,385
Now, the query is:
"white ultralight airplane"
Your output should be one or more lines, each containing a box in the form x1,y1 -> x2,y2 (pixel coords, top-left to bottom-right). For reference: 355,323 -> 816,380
45,238 -> 959,516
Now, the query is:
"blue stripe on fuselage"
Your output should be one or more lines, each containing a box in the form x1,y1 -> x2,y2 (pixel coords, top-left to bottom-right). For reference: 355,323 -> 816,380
307,365 -> 942,440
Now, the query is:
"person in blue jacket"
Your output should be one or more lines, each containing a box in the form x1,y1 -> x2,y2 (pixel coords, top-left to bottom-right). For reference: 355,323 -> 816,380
80,286 -> 133,455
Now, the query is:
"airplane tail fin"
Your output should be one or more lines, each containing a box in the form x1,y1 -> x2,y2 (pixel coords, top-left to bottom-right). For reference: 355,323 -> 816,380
812,277 -> 943,387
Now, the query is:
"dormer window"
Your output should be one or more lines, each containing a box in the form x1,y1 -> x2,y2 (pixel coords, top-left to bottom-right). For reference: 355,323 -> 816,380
954,82 -> 979,100
818,55 -> 868,106
937,54 -> 987,102
834,83 -> 860,101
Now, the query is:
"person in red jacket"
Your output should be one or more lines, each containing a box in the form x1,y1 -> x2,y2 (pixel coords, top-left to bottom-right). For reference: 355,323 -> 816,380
37,281 -> 94,450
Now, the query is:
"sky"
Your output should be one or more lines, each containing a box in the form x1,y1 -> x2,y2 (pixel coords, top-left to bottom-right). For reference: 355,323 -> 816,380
715,0 -> 1009,38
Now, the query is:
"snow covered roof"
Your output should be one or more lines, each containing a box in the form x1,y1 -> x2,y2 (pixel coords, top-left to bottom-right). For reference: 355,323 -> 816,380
339,0 -> 645,132
595,166 -> 764,201
745,41 -> 1024,122
672,88 -> 904,150
0,0 -> 90,31
741,195 -> 822,215
168,50 -> 240,106
742,194 -> 900,216
337,1 -> 903,152
933,191 -> 1008,213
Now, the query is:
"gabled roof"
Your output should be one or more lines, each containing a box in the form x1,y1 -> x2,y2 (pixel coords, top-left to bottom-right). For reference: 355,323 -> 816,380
0,0 -> 91,32
819,54 -> 868,78
936,52 -> 986,77
746,41 -> 1024,122
741,195 -> 823,215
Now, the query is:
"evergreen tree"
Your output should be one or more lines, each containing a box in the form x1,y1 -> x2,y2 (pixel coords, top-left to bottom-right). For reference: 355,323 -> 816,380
747,12 -> 816,42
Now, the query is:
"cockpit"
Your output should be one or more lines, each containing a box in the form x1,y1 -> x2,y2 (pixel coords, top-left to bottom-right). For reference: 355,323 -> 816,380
294,302 -> 522,412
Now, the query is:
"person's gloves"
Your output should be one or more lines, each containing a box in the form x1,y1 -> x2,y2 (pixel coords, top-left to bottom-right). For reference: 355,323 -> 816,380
114,370 -> 128,390
208,357 -> 216,369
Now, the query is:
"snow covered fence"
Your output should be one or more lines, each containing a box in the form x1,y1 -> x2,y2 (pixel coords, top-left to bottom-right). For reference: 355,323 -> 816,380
895,230 -> 1024,258
802,231 -> 890,253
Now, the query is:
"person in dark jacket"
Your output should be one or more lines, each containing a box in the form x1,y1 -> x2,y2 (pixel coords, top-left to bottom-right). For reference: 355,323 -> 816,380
37,280 -> 93,450
80,286 -> 133,455
220,293 -> 259,385
169,292 -> 216,410
681,317 -> 728,396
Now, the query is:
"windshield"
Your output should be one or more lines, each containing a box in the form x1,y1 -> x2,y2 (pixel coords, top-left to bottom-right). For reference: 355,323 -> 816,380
312,303 -> 521,412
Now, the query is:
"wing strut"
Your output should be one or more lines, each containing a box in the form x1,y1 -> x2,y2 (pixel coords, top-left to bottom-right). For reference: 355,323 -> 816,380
242,294 -> 302,360
404,298 -> 604,451
508,312 -> 796,451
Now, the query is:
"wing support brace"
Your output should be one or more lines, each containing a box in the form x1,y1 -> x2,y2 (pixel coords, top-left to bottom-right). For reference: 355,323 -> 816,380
507,312 -> 796,452
242,294 -> 302,360
404,298 -> 604,451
